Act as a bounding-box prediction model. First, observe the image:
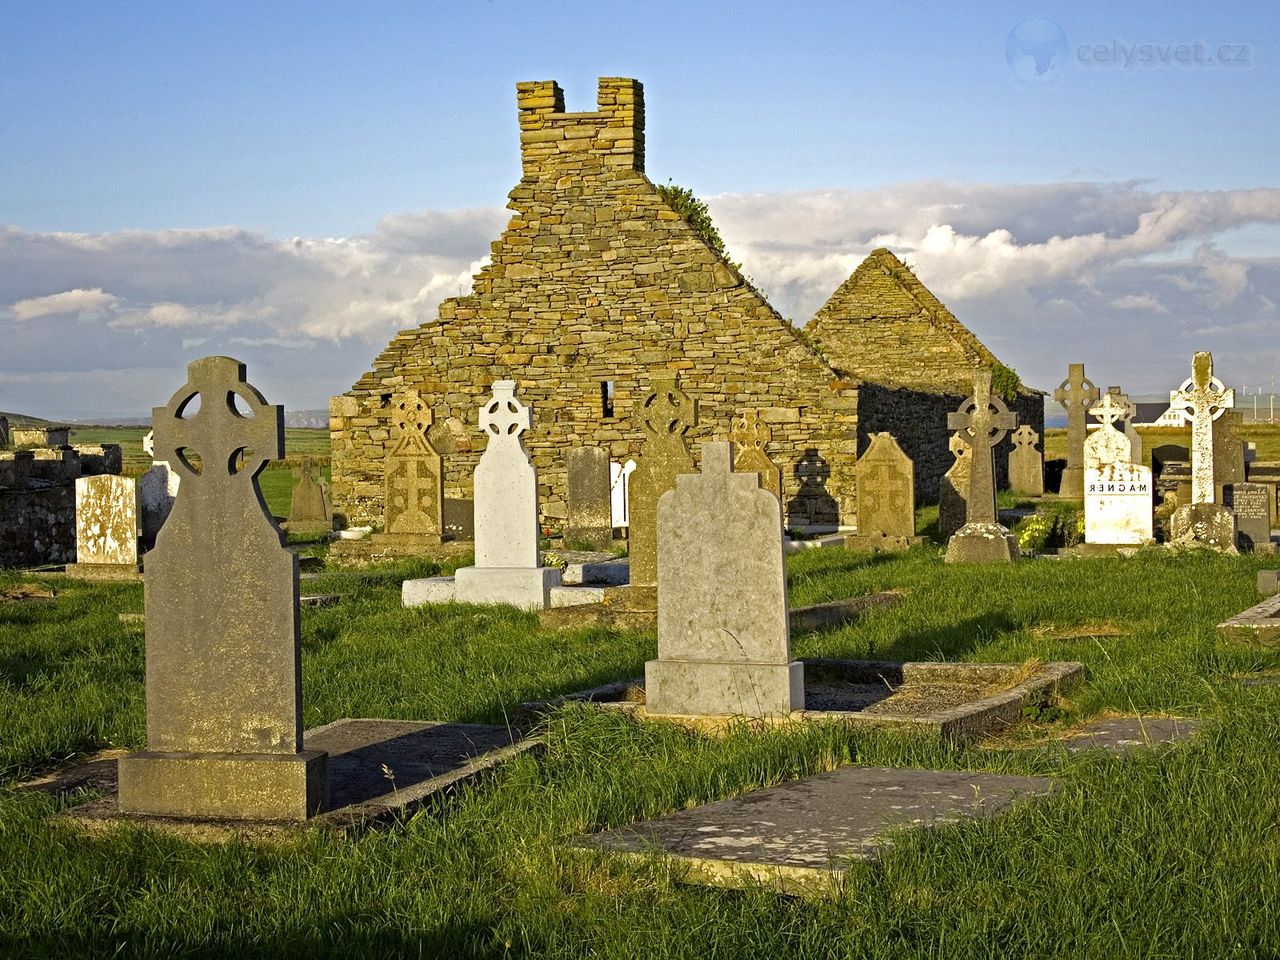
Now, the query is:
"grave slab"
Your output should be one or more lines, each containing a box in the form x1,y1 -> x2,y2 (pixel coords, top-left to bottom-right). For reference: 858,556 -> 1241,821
575,765 -> 1056,894
49,719 -> 535,838
1051,716 -> 1199,753
1218,593 -> 1280,645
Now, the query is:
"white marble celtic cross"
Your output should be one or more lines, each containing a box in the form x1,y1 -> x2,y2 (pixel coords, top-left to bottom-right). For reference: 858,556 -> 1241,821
1169,352 -> 1234,506
1085,392 -> 1134,468
474,380 -> 538,568
480,380 -> 532,439
948,369 -> 1017,525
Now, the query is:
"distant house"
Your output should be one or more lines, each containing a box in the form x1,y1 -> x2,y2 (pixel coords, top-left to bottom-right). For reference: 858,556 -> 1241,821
1132,403 -> 1182,427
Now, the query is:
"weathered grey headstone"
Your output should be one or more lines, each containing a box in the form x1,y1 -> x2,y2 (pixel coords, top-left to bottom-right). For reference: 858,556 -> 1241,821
1152,444 -> 1190,476
1008,425 -> 1044,496
454,381 -> 561,608
564,446 -> 613,551
284,460 -> 333,535
1213,410 -> 1247,501
628,376 -> 697,589
846,432 -> 920,551
117,356 -> 327,822
646,441 -> 802,717
442,497 -> 475,540
65,474 -> 141,579
1225,482 -> 1272,553
0,415 -> 8,449
1105,386 -> 1143,465
945,369 -> 1019,563
1168,352 -> 1236,550
938,433 -> 971,539
138,430 -> 180,545
1054,363 -> 1099,499
729,410 -> 782,501
373,390 -> 444,550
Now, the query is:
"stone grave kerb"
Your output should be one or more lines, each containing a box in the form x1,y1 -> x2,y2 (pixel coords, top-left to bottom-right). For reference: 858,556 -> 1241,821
628,375 -> 698,589
118,355 -> 327,822
729,409 -> 782,501
1054,363 -> 1099,498
947,369 -> 1016,526
1169,352 -> 1234,506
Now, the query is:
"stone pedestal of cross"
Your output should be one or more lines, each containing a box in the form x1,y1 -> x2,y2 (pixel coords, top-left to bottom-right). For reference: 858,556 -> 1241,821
372,390 -> 445,552
945,369 -> 1020,563
1008,425 -> 1044,496
729,410 -> 782,501
1054,363 -> 1099,499
453,381 -> 562,609
627,375 -> 698,591
1167,351 -> 1238,551
845,432 -> 923,552
646,441 -> 802,717
117,356 -> 327,822
283,459 -> 333,536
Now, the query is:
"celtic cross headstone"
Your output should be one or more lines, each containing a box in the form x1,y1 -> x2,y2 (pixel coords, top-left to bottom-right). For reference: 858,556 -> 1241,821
1105,386 -> 1142,464
945,369 -> 1019,563
454,381 -> 562,608
729,410 -> 782,501
117,356 -> 327,821
1168,351 -> 1238,550
628,375 -> 697,589
1008,425 -> 1044,496
1054,363 -> 1099,499
1085,392 -> 1134,469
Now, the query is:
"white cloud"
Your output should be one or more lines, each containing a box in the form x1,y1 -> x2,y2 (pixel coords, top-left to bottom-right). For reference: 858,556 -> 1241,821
11,287 -> 120,321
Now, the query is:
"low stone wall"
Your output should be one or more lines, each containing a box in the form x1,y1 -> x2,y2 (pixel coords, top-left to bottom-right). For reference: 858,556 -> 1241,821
0,486 -> 76,566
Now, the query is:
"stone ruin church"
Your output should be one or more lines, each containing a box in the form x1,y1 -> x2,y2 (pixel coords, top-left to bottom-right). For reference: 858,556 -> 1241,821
330,77 -> 1043,529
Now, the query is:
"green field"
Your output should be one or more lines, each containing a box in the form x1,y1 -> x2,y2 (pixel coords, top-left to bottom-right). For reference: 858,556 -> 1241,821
1044,423 -> 1280,465
3,545 -> 1280,957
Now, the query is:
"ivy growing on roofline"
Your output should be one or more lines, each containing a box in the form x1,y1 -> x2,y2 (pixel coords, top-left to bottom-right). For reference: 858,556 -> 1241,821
992,362 -> 1023,402
655,180 -> 743,275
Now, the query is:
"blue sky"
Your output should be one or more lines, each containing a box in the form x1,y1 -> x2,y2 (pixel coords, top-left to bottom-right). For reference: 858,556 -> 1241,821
2,1 -> 1278,417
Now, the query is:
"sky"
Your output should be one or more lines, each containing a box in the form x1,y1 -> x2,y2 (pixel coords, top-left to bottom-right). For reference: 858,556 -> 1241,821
2,1 -> 1278,419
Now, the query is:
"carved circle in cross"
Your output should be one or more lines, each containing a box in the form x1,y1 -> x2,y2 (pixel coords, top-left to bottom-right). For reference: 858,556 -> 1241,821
952,396 -> 1013,445
153,356 -> 282,482
1090,392 -> 1128,428
637,382 -> 693,439
480,388 -> 530,438
731,412 -> 770,452
395,394 -> 429,438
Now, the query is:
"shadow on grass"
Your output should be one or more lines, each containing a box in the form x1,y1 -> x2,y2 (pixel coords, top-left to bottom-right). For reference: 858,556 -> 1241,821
876,613 -> 1021,662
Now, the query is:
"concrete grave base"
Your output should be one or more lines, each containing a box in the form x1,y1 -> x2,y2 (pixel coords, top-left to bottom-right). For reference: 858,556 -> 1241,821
51,719 -> 535,839
402,576 -> 458,606
944,522 -> 1019,564
644,659 -> 804,717
844,533 -> 927,553
784,533 -> 848,553
1218,593 -> 1280,646
455,565 -> 562,610
521,659 -> 1084,743
1168,503 -> 1238,552
63,562 -> 142,582
573,766 -> 1056,896
280,521 -> 334,537
117,749 -> 329,822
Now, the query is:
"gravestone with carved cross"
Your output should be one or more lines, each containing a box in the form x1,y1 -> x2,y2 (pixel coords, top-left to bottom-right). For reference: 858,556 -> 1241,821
1008,425 -> 1044,496
373,390 -> 445,552
1168,351 -> 1237,550
117,356 -> 327,821
628,375 -> 698,591
1105,386 -> 1143,465
945,369 -> 1020,563
284,459 -> 333,535
846,432 -> 922,552
454,381 -> 562,608
1084,392 -> 1135,469
646,441 -> 802,717
1054,363 -> 1099,499
938,432 -> 972,539
729,410 -> 782,502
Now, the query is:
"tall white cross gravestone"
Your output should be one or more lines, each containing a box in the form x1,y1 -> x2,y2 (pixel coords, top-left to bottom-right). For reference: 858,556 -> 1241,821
1167,351 -> 1237,550
1084,392 -> 1152,545
453,381 -> 562,608
645,441 -> 802,718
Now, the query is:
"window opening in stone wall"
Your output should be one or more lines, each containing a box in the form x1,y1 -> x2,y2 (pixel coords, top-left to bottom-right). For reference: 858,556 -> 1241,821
600,381 -> 615,418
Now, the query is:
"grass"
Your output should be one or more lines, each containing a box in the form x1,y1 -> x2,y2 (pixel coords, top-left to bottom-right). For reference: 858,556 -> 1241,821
1044,423 -> 1280,465
64,427 -> 331,479
3,546 -> 1280,957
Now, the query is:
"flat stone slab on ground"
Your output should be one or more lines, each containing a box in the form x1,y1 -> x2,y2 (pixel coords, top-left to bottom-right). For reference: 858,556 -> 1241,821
521,659 -> 1083,742
1052,716 -> 1199,753
41,719 -> 535,838
1218,594 -> 1280,645
575,765 -> 1055,894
